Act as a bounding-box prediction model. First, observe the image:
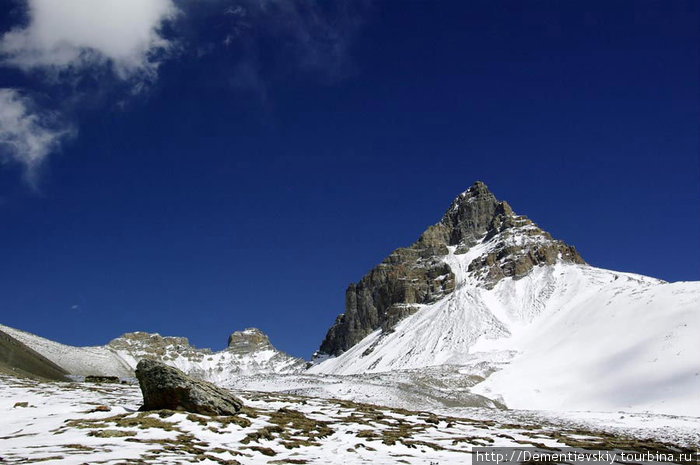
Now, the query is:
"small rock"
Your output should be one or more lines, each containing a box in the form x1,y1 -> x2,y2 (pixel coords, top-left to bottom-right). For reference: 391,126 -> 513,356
85,375 -> 120,384
13,401 -> 28,408
89,429 -> 137,438
88,405 -> 111,413
135,359 -> 243,415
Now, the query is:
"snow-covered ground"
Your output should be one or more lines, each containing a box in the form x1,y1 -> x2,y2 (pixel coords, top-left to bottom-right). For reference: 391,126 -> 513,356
1,374 -> 697,465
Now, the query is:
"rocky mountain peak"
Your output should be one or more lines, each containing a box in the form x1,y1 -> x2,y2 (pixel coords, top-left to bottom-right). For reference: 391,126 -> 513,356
440,181 -> 513,247
108,332 -> 211,365
315,181 -> 586,358
227,328 -> 273,354
457,180 -> 494,202
444,182 -> 585,284
109,332 -> 206,354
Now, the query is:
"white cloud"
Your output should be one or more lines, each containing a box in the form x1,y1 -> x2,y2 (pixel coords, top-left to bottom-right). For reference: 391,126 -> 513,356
0,89 -> 74,186
0,0 -> 178,187
0,0 -> 179,80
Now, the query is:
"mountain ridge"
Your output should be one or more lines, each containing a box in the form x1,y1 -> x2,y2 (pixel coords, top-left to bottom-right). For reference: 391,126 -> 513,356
0,324 -> 305,382
316,181 -> 585,358
0,329 -> 69,381
306,182 -> 699,416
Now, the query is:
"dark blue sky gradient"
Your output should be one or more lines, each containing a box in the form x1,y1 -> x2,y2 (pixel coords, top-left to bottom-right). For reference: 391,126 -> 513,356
0,1 -> 698,358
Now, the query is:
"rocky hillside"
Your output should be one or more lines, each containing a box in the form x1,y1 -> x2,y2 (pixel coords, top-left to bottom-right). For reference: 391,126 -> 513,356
0,329 -> 68,381
0,324 -> 305,382
316,181 -> 584,358
111,328 -> 306,383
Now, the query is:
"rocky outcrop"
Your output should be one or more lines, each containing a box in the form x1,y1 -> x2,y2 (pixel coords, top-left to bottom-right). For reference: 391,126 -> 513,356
227,328 -> 273,353
467,226 -> 584,284
109,332 -> 210,364
110,329 -> 306,379
225,328 -> 307,373
315,181 -> 585,358
317,238 -> 456,359
135,359 -> 243,415
84,375 -> 120,383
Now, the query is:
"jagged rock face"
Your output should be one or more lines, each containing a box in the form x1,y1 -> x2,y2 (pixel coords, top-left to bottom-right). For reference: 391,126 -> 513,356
317,237 -> 456,358
316,181 -> 585,358
109,329 -> 306,379
457,183 -> 585,286
467,226 -> 584,284
108,332 -> 210,363
135,359 -> 243,415
227,328 -> 272,354
441,181 -> 512,247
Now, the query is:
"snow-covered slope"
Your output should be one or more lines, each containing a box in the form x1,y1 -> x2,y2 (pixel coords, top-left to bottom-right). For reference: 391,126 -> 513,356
310,240 -> 700,416
0,325 -> 305,382
472,278 -> 700,416
0,324 -> 133,378
109,330 -> 306,384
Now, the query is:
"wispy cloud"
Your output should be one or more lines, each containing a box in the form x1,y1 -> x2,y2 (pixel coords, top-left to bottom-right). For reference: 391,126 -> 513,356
180,0 -> 371,91
0,0 -> 179,83
0,89 -> 75,187
0,0 -> 179,188
256,0 -> 368,80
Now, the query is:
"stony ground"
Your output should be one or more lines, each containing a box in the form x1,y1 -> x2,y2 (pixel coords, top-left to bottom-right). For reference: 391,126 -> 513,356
0,374 -> 697,465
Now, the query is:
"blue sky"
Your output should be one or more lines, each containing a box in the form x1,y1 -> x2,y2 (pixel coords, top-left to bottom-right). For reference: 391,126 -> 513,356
0,1 -> 698,358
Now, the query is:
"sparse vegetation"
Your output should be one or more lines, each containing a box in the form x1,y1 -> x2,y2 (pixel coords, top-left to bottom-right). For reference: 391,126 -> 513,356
2,373 -> 697,464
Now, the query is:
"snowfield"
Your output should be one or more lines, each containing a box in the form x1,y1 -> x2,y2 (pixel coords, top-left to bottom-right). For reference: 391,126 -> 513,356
310,244 -> 700,417
1,374 -> 697,465
472,278 -> 700,416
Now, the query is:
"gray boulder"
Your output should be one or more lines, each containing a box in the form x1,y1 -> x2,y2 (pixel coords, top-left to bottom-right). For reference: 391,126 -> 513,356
135,359 -> 243,415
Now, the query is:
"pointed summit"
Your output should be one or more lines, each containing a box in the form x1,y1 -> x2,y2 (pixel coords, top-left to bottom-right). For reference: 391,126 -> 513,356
440,180 -> 515,247
460,180 -> 491,197
315,182 -> 585,358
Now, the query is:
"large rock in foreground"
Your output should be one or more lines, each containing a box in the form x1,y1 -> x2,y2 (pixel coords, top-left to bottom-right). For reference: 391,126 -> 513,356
135,359 -> 243,415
